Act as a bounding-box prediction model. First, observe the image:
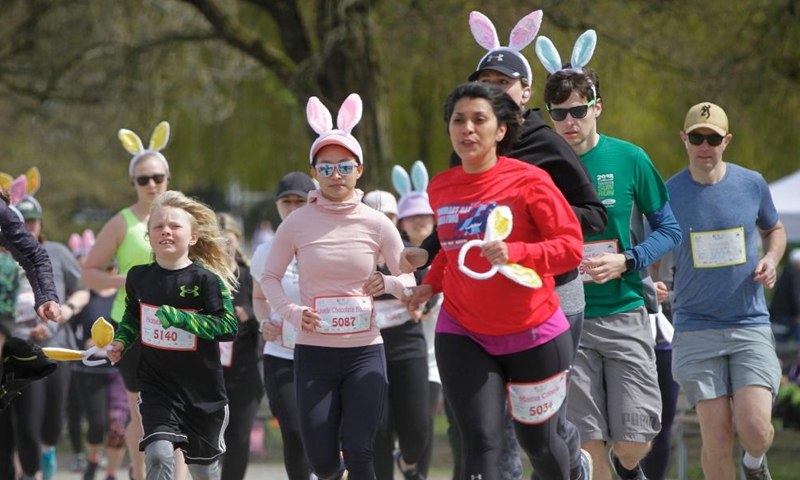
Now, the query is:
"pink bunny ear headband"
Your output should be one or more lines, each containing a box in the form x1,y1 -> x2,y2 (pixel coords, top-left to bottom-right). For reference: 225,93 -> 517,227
306,94 -> 364,165
117,121 -> 171,177
468,11 -> 543,85
0,167 -> 41,207
68,229 -> 96,257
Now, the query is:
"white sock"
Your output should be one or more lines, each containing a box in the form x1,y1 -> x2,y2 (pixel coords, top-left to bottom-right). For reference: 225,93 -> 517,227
742,452 -> 764,469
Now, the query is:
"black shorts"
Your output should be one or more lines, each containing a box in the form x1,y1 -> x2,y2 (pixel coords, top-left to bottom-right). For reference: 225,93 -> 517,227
115,340 -> 141,392
138,391 -> 228,465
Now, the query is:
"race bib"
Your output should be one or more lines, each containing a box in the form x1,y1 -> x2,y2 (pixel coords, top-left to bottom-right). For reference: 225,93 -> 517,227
579,240 -> 619,283
140,304 -> 198,351
374,299 -> 411,330
690,227 -> 746,268
279,317 -> 297,349
313,295 -> 373,335
219,341 -> 233,367
507,370 -> 569,424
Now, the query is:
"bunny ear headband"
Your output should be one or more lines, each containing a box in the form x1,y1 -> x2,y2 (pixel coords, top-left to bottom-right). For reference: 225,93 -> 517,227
307,94 -> 364,165
69,229 -> 96,257
0,167 -> 41,206
392,160 -> 434,220
43,317 -> 116,366
535,29 -> 597,77
468,10 -> 543,84
118,121 -> 171,177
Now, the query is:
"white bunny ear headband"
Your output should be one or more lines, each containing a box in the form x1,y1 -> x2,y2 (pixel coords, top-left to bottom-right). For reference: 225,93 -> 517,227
535,29 -> 597,77
468,10 -> 543,84
118,121 -> 171,177
307,94 -> 364,165
392,160 -> 433,220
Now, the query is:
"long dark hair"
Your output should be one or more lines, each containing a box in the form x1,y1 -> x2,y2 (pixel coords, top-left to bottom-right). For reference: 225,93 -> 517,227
443,82 -> 521,155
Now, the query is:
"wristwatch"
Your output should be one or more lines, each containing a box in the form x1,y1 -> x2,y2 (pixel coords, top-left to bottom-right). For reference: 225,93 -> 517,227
623,252 -> 636,273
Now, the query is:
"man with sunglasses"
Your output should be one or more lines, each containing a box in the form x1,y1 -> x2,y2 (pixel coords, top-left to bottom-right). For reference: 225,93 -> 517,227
542,67 -> 681,480
666,102 -> 785,480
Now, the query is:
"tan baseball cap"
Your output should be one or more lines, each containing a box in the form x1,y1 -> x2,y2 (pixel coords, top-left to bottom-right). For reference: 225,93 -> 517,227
683,102 -> 729,135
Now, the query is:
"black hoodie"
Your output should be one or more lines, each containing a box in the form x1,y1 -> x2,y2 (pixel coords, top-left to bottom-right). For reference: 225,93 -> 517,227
422,108 -> 607,285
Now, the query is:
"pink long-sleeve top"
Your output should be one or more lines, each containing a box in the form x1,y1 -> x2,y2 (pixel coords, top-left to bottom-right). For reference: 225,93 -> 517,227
260,189 -> 416,348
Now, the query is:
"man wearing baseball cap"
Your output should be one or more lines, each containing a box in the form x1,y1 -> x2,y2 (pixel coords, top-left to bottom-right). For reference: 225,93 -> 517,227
667,102 -> 786,480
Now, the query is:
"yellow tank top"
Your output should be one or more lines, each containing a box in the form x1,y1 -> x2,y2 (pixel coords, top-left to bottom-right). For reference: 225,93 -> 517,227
111,208 -> 152,322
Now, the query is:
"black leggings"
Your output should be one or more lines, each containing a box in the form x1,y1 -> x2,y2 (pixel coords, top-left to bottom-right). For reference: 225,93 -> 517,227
294,344 -> 388,480
436,331 -> 573,480
221,378 -> 263,480
75,370 -> 129,448
641,348 -> 679,480
373,356 -> 430,480
416,382 -> 442,478
263,355 -> 310,480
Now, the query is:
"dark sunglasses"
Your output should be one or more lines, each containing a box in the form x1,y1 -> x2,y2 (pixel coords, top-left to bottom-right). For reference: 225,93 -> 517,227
687,133 -> 724,147
134,174 -> 167,186
315,161 -> 358,178
547,98 -> 598,121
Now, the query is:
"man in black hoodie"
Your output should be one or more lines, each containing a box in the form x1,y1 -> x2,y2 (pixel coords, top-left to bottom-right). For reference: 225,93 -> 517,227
402,48 -> 607,480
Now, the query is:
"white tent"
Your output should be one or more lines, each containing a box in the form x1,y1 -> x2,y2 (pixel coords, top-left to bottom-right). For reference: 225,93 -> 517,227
769,170 -> 800,242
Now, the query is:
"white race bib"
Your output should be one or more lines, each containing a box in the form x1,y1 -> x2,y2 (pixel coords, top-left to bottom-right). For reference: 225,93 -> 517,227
579,240 -> 619,283
507,371 -> 569,424
280,318 -> 297,349
219,341 -> 233,367
374,299 -> 411,330
690,227 -> 746,268
313,295 -> 373,335
140,304 -> 198,351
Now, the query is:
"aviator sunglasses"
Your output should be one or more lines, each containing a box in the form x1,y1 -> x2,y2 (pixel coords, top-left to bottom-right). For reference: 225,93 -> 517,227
547,98 -> 598,121
314,161 -> 358,178
687,132 -> 724,147
134,174 -> 167,186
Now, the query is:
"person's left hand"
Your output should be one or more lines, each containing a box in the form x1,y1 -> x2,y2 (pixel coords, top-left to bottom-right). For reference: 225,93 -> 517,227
754,257 -> 778,288
37,301 -> 63,323
581,253 -> 626,284
654,281 -> 669,304
480,240 -> 509,265
107,341 -> 124,364
363,272 -> 385,296
235,306 -> 249,322
30,323 -> 50,342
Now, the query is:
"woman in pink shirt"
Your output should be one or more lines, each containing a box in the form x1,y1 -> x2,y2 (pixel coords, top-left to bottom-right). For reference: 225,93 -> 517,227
260,93 -> 415,480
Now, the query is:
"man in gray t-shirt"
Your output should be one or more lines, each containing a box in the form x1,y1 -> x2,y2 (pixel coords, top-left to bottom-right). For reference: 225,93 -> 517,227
666,102 -> 785,480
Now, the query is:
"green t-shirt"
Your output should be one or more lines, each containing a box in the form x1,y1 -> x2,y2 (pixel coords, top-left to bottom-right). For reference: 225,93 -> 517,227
581,134 -> 669,318
0,252 -> 19,321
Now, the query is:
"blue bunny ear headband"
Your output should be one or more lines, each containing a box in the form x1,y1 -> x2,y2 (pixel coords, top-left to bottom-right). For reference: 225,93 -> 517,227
535,29 -> 596,76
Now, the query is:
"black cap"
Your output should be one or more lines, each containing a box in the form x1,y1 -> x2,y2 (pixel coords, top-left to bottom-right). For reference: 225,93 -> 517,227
276,172 -> 316,200
468,48 -> 529,82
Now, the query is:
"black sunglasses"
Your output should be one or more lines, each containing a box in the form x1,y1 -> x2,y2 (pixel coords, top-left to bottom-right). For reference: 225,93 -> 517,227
134,174 -> 167,186
687,133 -> 724,147
547,98 -> 597,121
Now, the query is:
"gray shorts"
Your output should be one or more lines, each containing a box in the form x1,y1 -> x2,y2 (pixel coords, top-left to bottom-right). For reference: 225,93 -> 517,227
672,325 -> 781,407
568,306 -> 662,443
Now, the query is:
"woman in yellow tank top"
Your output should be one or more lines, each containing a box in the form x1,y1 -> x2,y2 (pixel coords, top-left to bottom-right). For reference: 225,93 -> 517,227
81,122 -> 188,480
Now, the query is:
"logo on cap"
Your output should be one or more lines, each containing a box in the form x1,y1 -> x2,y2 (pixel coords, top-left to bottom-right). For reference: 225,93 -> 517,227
701,104 -> 711,119
488,53 -> 504,62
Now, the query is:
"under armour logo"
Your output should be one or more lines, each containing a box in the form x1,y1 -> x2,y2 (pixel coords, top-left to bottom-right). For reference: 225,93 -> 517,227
701,104 -> 711,119
179,285 -> 200,297
470,475 -> 482,480
488,53 -> 504,62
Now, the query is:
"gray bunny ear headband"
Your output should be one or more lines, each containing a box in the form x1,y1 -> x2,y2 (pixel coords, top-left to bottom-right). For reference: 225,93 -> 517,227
535,29 -> 597,76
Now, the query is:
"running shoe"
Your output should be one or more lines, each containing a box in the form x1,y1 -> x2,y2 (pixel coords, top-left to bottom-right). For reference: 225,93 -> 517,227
41,446 -> 57,480
395,450 -> 426,480
608,447 -> 647,480
742,454 -> 772,480
579,448 -> 593,480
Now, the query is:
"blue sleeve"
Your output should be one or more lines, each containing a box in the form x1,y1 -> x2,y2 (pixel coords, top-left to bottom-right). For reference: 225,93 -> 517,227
628,202 -> 682,270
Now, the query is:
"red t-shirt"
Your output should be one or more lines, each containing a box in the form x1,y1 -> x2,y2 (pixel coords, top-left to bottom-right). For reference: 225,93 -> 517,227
424,156 -> 583,335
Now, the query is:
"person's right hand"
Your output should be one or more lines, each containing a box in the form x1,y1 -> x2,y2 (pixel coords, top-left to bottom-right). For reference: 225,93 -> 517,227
29,323 -> 50,342
402,285 -> 433,315
107,341 -> 124,364
400,247 -> 429,274
37,301 -> 63,323
262,320 -> 280,342
654,281 -> 669,304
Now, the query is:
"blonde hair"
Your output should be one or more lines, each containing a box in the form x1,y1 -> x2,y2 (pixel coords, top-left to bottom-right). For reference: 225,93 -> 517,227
217,212 -> 250,267
148,191 -> 238,292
